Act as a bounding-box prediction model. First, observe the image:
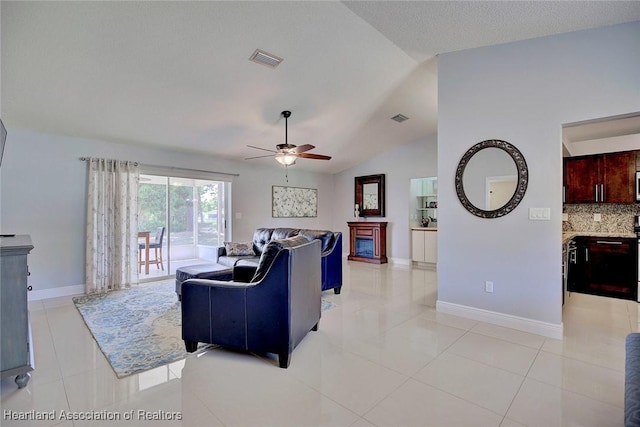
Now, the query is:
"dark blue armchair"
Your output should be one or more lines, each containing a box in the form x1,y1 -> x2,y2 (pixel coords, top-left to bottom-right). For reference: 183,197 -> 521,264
215,228 -> 343,294
181,237 -> 321,368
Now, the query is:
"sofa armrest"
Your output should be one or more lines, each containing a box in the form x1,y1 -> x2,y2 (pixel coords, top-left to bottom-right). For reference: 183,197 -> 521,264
182,278 -> 253,350
183,278 -> 253,290
233,265 -> 257,283
216,246 -> 227,260
320,233 -> 342,292
322,232 -> 342,257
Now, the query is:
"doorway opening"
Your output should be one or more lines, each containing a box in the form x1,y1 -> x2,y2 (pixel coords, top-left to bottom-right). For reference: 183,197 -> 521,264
485,175 -> 517,210
138,174 -> 230,281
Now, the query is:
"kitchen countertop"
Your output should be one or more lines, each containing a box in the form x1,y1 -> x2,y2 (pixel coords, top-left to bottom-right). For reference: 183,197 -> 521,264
412,227 -> 437,231
563,231 -> 636,244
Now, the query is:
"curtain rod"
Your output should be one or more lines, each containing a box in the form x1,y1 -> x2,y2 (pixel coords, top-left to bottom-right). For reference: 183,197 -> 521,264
79,156 -> 138,165
79,157 -> 239,177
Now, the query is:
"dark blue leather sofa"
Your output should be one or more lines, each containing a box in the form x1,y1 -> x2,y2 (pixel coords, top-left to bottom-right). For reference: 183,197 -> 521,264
626,333 -> 640,426
181,237 -> 321,368
216,227 -> 343,294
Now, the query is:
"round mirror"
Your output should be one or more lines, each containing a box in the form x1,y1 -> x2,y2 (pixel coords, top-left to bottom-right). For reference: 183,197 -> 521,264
455,140 -> 528,218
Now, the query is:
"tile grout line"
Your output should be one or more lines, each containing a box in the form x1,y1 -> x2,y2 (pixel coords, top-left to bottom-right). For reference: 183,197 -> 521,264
43,302 -> 73,416
410,328 -> 529,420
498,341 -> 543,424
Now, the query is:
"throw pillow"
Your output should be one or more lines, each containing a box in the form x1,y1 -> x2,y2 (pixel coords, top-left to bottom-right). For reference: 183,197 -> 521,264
224,242 -> 255,257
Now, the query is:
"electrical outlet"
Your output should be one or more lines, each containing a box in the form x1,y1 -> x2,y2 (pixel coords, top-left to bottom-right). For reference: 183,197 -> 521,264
594,213 -> 602,222
485,281 -> 494,293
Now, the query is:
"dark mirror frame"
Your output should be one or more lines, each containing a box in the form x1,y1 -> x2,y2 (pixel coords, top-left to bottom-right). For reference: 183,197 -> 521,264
355,174 -> 385,217
455,139 -> 528,219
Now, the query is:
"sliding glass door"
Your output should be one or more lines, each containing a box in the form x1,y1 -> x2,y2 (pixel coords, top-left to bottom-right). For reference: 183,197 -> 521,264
138,174 -> 229,281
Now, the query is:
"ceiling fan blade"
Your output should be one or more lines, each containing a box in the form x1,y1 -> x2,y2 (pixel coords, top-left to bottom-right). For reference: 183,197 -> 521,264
292,144 -> 315,154
247,145 -> 277,153
244,154 -> 276,160
298,153 -> 332,160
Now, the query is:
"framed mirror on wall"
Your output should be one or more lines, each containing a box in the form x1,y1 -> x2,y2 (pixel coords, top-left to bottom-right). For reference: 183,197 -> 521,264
355,174 -> 385,217
455,139 -> 528,218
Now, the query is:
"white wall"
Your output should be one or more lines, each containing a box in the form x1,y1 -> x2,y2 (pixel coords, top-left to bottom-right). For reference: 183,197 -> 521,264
437,22 -> 640,332
565,133 -> 640,157
0,130 -> 334,291
333,133 -> 438,262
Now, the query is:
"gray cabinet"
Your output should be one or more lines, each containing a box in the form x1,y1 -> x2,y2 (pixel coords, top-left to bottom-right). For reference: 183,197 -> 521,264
0,235 -> 34,388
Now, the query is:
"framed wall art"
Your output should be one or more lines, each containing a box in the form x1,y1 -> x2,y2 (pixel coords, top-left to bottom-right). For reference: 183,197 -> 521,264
272,186 -> 318,218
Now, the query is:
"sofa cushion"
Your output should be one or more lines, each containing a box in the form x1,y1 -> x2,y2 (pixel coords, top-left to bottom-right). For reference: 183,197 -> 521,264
224,241 -> 256,256
251,236 -> 309,283
235,258 -> 260,268
272,228 -> 300,240
299,229 -> 334,253
252,228 -> 274,255
217,256 -> 237,267
218,255 -> 259,267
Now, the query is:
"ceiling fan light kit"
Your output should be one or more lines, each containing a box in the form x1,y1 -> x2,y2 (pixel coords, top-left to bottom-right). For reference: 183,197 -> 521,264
245,110 -> 332,168
275,153 -> 296,166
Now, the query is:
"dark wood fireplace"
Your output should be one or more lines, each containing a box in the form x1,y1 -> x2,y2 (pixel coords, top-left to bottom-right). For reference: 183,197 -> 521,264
347,221 -> 387,264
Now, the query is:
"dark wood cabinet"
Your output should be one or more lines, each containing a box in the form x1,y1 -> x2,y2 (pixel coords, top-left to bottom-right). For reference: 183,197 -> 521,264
564,156 -> 600,203
564,150 -> 636,204
603,151 -> 635,203
347,221 -> 387,264
569,236 -> 637,301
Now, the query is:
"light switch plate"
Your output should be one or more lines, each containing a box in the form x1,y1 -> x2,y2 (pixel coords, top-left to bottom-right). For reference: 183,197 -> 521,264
485,281 -> 493,293
562,213 -> 569,221
529,208 -> 551,221
594,213 -> 602,222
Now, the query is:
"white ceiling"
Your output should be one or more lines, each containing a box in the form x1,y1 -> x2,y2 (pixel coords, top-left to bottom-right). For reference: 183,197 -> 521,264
2,1 -> 639,174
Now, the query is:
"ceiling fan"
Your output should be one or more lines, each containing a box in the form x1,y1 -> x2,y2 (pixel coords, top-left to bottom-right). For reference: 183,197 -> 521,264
245,110 -> 332,166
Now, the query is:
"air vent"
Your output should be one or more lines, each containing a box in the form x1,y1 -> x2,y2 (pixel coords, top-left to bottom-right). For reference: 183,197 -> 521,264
391,114 -> 409,123
249,49 -> 283,69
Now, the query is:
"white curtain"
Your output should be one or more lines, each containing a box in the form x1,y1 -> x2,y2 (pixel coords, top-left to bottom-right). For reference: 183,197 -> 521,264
85,158 -> 139,294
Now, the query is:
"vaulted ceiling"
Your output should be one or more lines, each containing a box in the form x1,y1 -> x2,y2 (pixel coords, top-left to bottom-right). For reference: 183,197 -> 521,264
2,1 -> 639,173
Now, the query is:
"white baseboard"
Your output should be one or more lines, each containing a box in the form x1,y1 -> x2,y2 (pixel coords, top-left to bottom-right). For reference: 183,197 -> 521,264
436,300 -> 563,340
411,261 -> 437,270
389,257 -> 411,266
28,285 -> 84,301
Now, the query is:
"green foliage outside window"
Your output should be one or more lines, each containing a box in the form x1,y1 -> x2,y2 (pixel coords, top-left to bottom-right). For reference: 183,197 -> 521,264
138,183 -> 193,233
138,181 -> 222,246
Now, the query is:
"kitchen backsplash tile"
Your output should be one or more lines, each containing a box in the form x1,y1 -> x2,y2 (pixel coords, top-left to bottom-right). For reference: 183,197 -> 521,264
563,204 -> 640,234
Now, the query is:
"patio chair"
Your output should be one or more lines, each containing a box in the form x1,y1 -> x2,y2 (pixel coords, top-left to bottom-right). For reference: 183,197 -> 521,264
139,226 -> 165,271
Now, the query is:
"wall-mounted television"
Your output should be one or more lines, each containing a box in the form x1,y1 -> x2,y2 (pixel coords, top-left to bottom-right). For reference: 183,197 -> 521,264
0,118 -> 5,167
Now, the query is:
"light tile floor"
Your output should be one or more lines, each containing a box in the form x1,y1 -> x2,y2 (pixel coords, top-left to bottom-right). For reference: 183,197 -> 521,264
1,262 -> 633,426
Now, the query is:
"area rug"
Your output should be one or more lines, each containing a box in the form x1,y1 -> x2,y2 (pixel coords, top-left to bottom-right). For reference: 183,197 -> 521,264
73,280 -> 337,378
